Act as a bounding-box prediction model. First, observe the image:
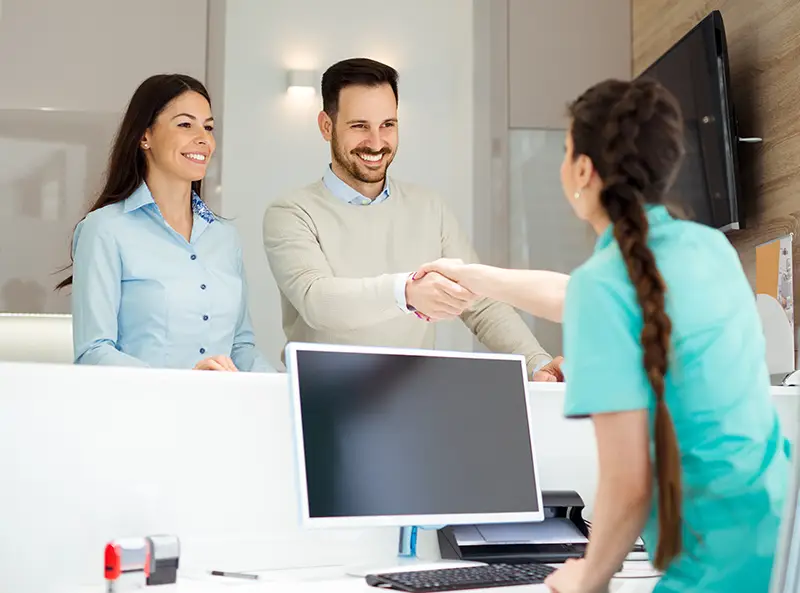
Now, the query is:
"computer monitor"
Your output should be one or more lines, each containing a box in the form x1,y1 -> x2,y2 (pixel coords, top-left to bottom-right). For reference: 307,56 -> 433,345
285,342 -> 545,529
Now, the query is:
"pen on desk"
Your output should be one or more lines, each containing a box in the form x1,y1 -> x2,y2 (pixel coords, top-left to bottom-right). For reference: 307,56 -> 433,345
209,570 -> 259,580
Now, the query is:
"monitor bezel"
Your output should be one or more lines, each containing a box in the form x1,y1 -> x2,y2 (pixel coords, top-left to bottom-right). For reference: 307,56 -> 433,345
285,341 -> 546,529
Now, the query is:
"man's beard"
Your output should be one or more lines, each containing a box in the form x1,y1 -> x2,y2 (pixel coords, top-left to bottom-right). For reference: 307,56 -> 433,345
331,132 -> 394,185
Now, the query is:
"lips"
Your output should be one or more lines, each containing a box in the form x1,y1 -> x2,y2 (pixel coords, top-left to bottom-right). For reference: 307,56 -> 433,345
182,152 -> 208,164
356,151 -> 387,166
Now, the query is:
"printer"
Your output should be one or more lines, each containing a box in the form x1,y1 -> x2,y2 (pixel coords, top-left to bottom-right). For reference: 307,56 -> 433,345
438,490 -> 590,564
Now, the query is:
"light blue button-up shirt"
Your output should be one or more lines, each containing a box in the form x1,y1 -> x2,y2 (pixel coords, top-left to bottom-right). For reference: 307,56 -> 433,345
71,182 -> 272,372
322,164 -> 391,205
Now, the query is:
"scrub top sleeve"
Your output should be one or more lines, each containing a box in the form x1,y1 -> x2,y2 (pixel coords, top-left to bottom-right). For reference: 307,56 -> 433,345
562,268 -> 653,418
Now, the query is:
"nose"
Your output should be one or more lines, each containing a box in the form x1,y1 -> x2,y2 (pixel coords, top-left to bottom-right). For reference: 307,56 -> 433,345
368,127 -> 381,148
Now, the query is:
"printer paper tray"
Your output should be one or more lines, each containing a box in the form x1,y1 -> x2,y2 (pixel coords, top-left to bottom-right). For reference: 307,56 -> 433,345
457,543 -> 587,565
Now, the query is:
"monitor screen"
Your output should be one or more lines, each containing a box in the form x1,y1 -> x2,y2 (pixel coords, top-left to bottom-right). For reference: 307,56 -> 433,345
637,11 -> 741,232
286,343 -> 544,528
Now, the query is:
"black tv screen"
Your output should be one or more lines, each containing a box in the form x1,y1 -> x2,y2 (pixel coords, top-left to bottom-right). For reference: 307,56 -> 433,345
637,10 -> 743,232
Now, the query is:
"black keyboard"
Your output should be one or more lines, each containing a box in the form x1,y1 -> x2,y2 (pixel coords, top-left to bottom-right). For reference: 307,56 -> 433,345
365,563 -> 556,592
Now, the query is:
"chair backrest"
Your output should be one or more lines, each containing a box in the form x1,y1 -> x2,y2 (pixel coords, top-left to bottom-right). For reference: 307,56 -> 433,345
0,313 -> 73,364
757,294 -> 796,376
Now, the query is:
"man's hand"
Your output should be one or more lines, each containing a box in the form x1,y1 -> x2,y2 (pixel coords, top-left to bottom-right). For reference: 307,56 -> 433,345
406,271 -> 477,322
193,355 -> 239,372
532,356 -> 564,382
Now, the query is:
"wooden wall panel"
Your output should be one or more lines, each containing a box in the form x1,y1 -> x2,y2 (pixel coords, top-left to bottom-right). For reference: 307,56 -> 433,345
633,0 -> 800,318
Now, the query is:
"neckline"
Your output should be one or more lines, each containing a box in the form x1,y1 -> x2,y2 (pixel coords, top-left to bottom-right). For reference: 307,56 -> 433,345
595,205 -> 673,252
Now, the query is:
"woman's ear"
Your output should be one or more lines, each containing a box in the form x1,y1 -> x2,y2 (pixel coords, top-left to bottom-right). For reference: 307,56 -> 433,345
575,154 -> 595,189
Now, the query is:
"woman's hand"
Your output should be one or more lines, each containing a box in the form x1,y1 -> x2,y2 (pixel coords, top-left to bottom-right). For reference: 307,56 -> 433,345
193,355 -> 239,372
414,258 -> 468,285
545,559 -> 607,593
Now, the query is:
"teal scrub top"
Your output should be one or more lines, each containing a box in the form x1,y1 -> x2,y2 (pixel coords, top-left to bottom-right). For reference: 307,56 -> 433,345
562,205 -> 790,593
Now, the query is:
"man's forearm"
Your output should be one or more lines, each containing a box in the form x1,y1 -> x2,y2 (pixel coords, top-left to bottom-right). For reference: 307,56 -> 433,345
460,299 -> 551,377
292,274 -> 406,332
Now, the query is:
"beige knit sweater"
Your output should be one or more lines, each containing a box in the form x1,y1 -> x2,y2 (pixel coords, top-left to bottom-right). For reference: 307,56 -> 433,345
262,178 -> 550,377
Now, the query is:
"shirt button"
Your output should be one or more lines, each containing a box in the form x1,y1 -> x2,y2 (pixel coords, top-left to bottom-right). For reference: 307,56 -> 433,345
199,348 -> 206,355
203,315 -> 209,321
200,284 -> 206,290
190,254 -> 197,261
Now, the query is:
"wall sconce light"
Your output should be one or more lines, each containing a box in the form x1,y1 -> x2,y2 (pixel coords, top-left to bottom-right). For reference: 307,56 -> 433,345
286,69 -> 317,97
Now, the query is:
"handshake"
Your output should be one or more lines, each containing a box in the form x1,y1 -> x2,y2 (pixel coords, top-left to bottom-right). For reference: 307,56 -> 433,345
405,258 -> 478,322
406,258 -> 565,383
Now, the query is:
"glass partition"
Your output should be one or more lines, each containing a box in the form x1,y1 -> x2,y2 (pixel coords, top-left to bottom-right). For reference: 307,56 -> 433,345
508,129 -> 594,355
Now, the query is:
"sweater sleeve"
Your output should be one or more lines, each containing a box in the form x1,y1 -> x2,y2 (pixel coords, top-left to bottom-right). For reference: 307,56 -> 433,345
439,201 -> 552,377
263,200 -> 405,332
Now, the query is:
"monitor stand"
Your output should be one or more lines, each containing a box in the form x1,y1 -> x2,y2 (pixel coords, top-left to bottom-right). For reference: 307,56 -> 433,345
344,527 -> 484,578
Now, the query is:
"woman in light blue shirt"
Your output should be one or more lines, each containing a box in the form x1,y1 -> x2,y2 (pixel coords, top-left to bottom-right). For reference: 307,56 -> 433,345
57,74 -> 272,372
416,78 -> 788,592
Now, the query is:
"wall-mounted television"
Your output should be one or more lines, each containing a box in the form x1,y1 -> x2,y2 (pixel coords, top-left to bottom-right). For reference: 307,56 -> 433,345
637,10 -> 744,232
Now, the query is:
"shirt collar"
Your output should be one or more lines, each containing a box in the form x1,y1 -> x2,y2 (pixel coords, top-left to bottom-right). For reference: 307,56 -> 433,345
123,182 -> 215,224
322,164 -> 391,205
595,204 -> 673,252
123,182 -> 156,213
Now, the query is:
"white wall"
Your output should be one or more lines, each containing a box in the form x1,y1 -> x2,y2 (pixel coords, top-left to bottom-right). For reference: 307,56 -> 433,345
0,0 -> 208,314
0,0 -> 207,112
220,0 -> 475,369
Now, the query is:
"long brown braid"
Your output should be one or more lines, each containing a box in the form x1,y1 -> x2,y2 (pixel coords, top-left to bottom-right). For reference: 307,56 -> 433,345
568,78 -> 685,570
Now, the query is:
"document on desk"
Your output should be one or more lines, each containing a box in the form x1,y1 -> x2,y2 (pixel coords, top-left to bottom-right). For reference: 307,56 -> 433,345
474,519 -> 588,545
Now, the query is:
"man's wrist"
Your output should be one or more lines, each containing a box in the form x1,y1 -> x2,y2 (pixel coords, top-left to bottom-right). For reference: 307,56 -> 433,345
532,356 -> 552,375
394,272 -> 416,313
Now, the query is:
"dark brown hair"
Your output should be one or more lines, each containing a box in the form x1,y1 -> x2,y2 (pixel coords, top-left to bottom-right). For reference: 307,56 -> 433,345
321,58 -> 398,118
568,78 -> 685,570
55,73 -> 210,289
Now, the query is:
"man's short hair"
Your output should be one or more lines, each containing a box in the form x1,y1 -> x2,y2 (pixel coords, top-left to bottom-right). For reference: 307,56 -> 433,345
321,58 -> 399,118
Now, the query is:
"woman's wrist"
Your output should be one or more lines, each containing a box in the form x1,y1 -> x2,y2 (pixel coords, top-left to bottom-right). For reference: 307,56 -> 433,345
459,263 -> 484,295
581,567 -> 611,593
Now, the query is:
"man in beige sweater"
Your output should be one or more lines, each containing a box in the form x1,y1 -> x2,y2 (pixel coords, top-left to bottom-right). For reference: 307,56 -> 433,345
263,58 -> 563,381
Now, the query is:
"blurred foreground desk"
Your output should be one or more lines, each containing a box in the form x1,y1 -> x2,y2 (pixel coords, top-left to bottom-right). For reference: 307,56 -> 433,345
3,363 -> 792,593
70,561 -> 659,592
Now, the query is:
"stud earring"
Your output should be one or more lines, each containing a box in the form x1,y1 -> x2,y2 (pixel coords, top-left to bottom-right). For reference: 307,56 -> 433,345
573,190 -> 582,200
142,143 -> 149,149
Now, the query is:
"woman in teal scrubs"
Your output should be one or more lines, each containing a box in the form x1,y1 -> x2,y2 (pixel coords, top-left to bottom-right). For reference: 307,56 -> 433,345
415,78 -> 789,592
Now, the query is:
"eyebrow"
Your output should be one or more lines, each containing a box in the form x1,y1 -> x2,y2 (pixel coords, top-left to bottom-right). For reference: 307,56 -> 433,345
172,113 -> 214,122
345,118 -> 398,125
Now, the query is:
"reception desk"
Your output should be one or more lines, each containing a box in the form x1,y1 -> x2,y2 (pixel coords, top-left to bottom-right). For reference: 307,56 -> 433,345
0,362 -> 797,592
